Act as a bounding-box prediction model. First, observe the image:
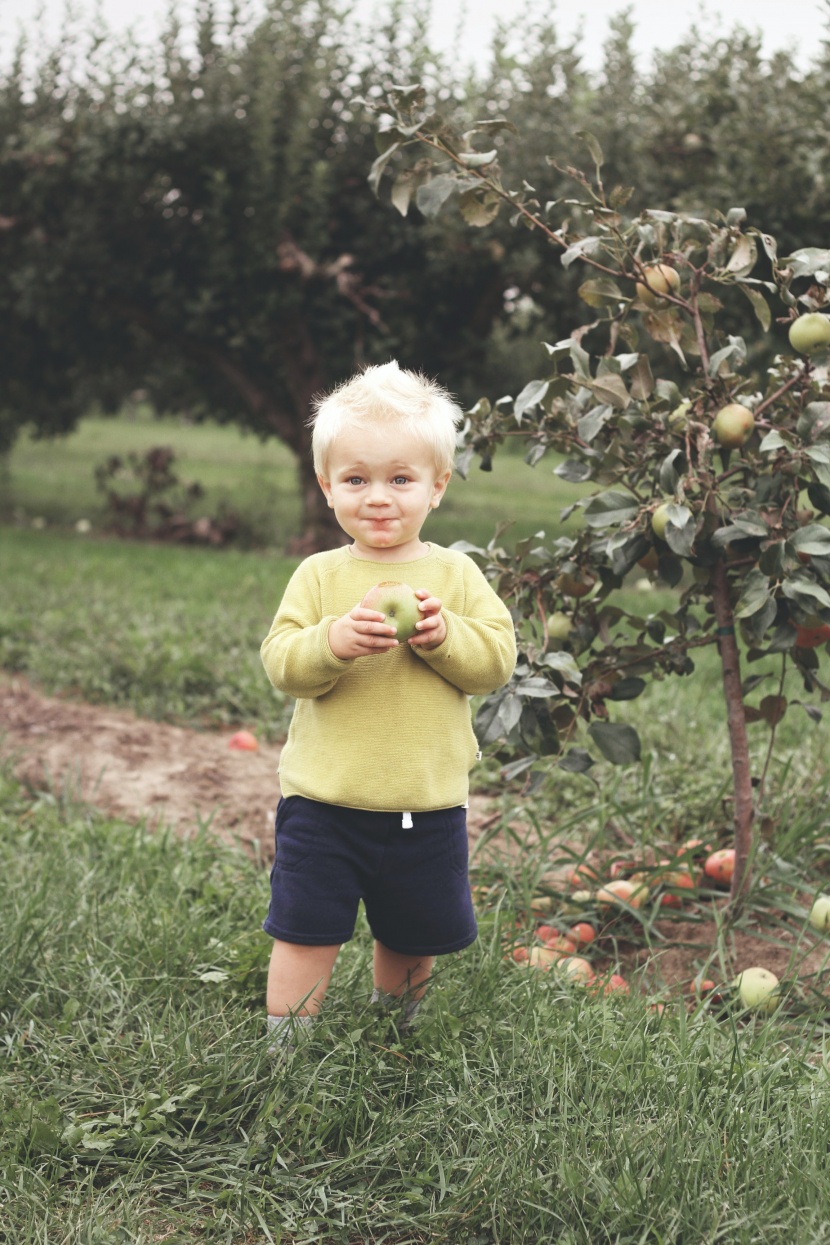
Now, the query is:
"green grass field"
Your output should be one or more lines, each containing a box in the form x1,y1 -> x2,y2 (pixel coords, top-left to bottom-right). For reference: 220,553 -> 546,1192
4,414 -> 830,1243
1,410 -> 587,552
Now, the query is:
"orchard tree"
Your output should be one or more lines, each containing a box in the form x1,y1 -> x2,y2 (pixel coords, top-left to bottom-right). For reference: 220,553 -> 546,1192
370,85 -> 830,904
0,1 -> 503,549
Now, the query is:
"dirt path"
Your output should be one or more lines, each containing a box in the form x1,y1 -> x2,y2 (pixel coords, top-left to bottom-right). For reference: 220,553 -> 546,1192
0,675 -> 496,861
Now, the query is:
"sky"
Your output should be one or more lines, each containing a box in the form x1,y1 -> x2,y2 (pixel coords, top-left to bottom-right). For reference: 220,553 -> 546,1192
0,0 -> 825,72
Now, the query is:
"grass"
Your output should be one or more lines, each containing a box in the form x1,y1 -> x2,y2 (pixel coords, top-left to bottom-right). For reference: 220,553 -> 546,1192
3,767 -> 830,1245
1,410 -> 588,552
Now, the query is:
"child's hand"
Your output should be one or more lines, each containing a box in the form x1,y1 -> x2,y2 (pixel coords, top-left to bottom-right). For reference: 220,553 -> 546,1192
328,606 -> 400,660
408,589 -> 446,649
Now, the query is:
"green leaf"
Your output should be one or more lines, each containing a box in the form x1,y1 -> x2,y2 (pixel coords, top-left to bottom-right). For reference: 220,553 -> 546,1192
790,524 -> 830,557
725,234 -> 757,276
458,188 -> 501,227
514,380 -> 549,421
759,429 -> 787,453
558,748 -> 595,773
415,174 -> 457,218
578,277 -> 623,308
608,677 -> 647,701
576,130 -> 604,168
368,143 -> 400,195
630,354 -> 655,400
578,404 -> 613,442
738,283 -> 772,331
583,489 -> 639,528
555,459 -> 593,483
784,248 -> 830,280
561,235 -> 603,269
781,577 -> 830,610
456,150 -> 497,169
734,568 -> 771,618
387,83 -> 427,111
589,373 -> 630,410
588,722 -> 641,765
543,651 -> 583,685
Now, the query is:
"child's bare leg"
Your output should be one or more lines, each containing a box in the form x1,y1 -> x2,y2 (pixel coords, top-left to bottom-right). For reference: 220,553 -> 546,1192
373,942 -> 434,1000
266,939 -> 341,1017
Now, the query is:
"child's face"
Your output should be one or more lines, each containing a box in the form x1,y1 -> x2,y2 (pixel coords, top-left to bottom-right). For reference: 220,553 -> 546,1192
317,426 -> 451,560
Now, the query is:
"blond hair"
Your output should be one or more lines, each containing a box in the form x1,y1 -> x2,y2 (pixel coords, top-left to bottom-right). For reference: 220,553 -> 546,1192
310,361 -> 463,478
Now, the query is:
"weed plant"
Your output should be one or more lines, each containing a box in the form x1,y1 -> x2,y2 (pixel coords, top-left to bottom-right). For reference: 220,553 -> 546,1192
3,769 -> 830,1244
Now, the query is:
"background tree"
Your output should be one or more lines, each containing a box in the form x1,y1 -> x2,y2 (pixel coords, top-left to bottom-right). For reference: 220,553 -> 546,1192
371,83 -> 830,906
0,0 -> 504,548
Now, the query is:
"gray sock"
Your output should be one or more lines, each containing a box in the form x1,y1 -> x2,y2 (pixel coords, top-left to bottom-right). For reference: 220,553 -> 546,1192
370,988 -> 421,1028
266,1012 -> 314,1053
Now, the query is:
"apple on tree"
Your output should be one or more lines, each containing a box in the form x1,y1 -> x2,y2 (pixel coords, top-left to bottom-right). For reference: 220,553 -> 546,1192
360,580 -> 421,642
788,313 -> 830,355
712,403 -> 755,449
635,263 -> 681,306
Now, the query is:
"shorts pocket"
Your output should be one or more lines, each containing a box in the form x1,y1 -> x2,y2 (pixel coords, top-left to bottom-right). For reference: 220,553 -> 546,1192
273,797 -> 327,873
443,809 -> 469,877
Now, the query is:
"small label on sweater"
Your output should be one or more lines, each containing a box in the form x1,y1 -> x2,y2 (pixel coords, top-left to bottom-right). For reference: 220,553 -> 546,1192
402,811 -> 413,828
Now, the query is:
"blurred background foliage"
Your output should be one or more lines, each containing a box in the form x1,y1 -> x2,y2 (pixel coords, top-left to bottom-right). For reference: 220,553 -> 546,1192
1,0 -> 829,548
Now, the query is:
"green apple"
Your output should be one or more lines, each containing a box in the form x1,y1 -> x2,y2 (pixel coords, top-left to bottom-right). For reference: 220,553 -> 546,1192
809,894 -> 830,933
547,611 -> 574,641
636,263 -> 681,306
360,580 -> 421,642
712,403 -> 755,449
789,313 -> 830,355
667,400 -> 692,433
651,503 -> 673,541
732,966 -> 780,1013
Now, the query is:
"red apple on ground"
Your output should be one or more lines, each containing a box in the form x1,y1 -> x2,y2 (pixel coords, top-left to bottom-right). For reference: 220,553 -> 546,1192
228,730 -> 259,751
568,922 -> 597,947
360,580 -> 421,642
597,878 -> 646,910
557,955 -> 595,983
703,848 -> 735,885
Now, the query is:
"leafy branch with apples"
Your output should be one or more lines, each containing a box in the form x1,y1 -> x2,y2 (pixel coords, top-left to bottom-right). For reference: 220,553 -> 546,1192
367,84 -> 830,908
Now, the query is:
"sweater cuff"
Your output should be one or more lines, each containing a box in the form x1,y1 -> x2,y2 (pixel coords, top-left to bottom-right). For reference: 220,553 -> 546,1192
320,617 -> 354,671
413,610 -> 455,667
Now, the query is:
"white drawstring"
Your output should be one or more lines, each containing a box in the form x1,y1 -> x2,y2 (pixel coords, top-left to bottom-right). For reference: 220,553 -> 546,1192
401,811 -> 413,828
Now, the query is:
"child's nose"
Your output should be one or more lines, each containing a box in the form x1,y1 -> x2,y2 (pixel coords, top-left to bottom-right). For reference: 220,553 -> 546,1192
366,482 -> 390,504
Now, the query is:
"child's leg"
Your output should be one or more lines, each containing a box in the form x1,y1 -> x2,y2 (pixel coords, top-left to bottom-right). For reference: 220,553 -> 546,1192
266,939 -> 341,1017
373,941 -> 434,999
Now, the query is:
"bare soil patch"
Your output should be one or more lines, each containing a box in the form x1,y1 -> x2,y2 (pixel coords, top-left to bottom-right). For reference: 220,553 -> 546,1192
0,675 -> 495,861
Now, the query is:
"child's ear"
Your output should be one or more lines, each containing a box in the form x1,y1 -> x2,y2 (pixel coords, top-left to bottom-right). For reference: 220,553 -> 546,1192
317,474 -> 334,507
431,470 -> 452,508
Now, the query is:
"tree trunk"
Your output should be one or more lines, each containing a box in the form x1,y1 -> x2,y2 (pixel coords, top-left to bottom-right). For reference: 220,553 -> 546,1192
286,450 -> 348,556
710,559 -> 754,904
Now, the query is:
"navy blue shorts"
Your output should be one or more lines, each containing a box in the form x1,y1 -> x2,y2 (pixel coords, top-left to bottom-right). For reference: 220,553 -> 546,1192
262,795 -> 478,956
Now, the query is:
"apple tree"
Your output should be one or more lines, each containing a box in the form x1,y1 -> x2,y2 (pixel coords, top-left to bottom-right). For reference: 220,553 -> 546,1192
369,85 -> 830,904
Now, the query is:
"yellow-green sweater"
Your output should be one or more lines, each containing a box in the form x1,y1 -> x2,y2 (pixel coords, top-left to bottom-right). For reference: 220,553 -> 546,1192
260,544 -> 517,812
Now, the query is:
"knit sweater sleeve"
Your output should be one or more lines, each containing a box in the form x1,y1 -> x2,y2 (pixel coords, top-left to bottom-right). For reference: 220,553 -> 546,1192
260,560 -> 351,699
414,555 -> 516,695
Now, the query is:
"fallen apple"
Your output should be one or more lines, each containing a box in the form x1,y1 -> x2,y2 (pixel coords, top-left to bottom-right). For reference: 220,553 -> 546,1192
788,312 -> 830,355
635,263 -> 681,306
527,945 -> 561,970
543,935 -> 578,957
809,894 -> 830,933
596,878 -> 646,910
228,730 -> 258,751
656,869 -> 696,908
732,966 -> 780,1013
712,403 -> 755,449
565,863 -> 600,888
359,580 -> 421,642
568,922 -> 597,947
703,848 -> 735,886
557,955 -> 595,983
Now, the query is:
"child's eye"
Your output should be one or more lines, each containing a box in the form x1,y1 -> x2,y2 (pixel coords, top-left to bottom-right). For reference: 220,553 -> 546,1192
347,476 -> 364,486
392,475 -> 409,485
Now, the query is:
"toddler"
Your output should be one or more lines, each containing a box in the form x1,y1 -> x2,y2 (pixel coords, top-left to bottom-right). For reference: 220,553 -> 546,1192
260,361 -> 516,1046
